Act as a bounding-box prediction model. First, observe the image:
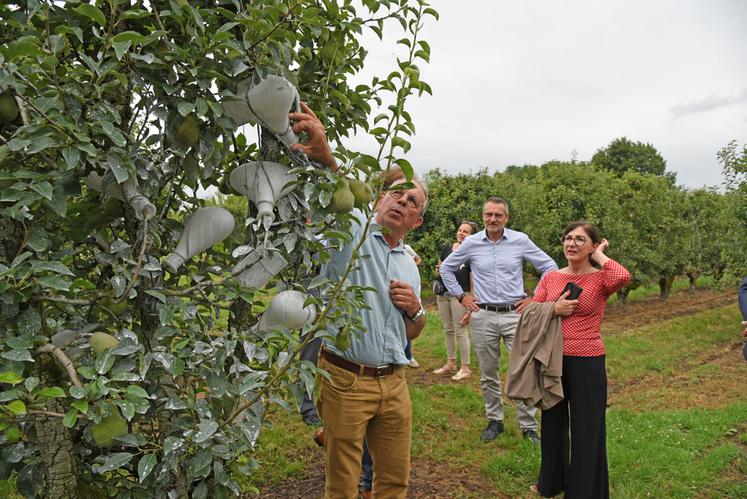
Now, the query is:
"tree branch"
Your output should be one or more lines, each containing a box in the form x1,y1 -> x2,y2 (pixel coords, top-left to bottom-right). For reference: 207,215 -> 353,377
36,344 -> 83,388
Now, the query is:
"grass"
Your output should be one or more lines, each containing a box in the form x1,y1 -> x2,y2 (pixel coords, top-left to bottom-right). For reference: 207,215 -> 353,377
239,291 -> 746,497
3,283 -> 745,497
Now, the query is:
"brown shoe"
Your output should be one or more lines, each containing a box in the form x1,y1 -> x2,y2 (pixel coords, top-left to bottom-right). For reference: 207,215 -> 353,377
360,490 -> 372,499
313,427 -> 325,447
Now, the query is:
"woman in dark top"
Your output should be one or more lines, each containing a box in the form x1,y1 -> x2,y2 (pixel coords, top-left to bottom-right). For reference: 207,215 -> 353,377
433,221 -> 478,381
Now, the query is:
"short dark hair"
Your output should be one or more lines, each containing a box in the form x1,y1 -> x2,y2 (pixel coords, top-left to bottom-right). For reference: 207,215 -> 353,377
563,220 -> 601,244
483,197 -> 509,215
460,220 -> 478,234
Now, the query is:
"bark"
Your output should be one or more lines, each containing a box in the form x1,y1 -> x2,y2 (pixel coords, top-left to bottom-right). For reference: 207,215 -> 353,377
616,287 -> 630,307
658,275 -> 675,301
0,216 -> 24,263
687,271 -> 698,295
34,355 -> 78,498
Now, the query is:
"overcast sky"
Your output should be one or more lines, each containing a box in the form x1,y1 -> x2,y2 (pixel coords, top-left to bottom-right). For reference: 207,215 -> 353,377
344,0 -> 747,189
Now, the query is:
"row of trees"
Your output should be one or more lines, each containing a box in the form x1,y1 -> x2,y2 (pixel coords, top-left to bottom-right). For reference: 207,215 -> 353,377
0,1 -> 437,498
410,138 -> 747,302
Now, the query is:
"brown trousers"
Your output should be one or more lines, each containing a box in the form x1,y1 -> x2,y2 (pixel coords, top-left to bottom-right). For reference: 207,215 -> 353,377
318,356 -> 412,499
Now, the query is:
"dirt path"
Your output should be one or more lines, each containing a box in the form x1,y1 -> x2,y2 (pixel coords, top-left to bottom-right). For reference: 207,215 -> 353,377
601,287 -> 735,333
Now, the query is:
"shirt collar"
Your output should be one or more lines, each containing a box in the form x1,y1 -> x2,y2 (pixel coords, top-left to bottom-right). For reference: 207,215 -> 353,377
479,228 -> 511,241
373,231 -> 405,252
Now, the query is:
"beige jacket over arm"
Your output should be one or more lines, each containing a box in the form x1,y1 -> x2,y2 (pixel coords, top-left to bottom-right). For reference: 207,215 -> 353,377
505,302 -> 564,410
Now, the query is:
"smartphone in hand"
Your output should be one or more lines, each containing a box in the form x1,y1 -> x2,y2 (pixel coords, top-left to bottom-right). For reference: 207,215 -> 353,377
561,282 -> 583,300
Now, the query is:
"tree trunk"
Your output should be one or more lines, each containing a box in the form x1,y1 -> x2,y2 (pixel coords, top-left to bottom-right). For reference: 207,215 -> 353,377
616,287 -> 629,308
687,271 -> 698,295
658,276 -> 675,301
0,216 -> 24,263
34,355 -> 78,498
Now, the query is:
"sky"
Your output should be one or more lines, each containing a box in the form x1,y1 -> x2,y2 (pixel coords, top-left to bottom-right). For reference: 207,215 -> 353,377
344,0 -> 747,189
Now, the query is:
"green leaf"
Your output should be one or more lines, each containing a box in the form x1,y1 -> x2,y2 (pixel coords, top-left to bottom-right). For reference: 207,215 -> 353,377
125,386 -> 149,399
3,37 -> 41,61
26,226 -> 50,252
177,101 -> 195,117
63,408 -> 78,428
30,181 -> 54,201
6,400 -> 27,415
112,41 -> 132,61
95,452 -> 133,473
37,387 -> 66,399
69,386 -> 86,399
27,137 -> 58,155
37,275 -> 72,291
24,377 -> 39,392
30,261 -> 75,276
1,350 -> 33,362
0,372 -> 23,385
112,31 -> 146,44
62,147 -> 80,170
394,158 -> 413,181
73,4 -> 107,27
72,400 -> 88,414
138,453 -> 157,483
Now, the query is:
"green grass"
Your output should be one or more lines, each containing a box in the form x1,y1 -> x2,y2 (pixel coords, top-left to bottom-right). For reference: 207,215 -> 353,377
608,404 -> 747,498
605,304 -> 741,382
4,284 -> 744,497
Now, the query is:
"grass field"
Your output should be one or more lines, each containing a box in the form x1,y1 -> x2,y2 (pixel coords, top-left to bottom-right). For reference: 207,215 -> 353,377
2,285 -> 745,498
247,286 -> 746,498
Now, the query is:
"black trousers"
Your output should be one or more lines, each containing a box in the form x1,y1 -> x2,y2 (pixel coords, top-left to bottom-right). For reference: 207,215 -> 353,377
538,355 -> 609,499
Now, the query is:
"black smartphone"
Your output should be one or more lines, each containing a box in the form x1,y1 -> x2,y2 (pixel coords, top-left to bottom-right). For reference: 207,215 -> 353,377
561,282 -> 583,300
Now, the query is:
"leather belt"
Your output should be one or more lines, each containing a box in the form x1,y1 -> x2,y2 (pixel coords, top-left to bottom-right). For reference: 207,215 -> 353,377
478,303 -> 517,313
321,348 -> 397,378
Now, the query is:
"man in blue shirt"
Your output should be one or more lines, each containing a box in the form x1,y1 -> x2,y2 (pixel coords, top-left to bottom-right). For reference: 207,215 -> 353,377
290,103 -> 427,498
440,197 -> 557,444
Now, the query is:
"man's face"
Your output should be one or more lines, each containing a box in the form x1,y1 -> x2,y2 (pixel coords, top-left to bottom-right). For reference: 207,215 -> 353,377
377,181 -> 425,234
482,201 -> 509,236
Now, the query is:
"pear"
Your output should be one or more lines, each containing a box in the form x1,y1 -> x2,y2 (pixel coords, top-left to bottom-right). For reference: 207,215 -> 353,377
98,295 -> 128,316
91,412 -> 128,447
349,179 -> 373,209
331,180 -> 355,213
174,114 -> 200,148
0,93 -> 18,125
89,332 -> 119,354
334,329 -> 351,351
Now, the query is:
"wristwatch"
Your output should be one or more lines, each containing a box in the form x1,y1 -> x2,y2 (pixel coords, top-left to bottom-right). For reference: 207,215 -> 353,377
407,306 -> 425,322
457,293 -> 466,303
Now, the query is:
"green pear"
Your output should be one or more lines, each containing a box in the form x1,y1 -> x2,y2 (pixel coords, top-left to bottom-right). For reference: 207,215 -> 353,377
331,180 -> 355,213
349,179 -> 373,209
91,411 -> 128,447
174,114 -> 200,148
0,93 -> 18,125
89,332 -> 119,354
334,329 -> 351,351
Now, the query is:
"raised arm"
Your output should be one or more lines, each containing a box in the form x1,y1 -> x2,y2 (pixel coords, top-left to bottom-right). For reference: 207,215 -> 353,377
289,102 -> 337,171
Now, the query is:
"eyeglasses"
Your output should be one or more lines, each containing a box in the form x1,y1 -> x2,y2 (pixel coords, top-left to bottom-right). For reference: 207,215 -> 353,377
388,190 -> 421,210
561,235 -> 587,246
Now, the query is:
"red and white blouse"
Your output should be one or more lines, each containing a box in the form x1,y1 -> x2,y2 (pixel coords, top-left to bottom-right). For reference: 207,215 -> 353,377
532,259 -> 631,356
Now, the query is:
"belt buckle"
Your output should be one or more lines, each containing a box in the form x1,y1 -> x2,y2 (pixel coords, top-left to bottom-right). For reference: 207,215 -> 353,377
374,365 -> 390,378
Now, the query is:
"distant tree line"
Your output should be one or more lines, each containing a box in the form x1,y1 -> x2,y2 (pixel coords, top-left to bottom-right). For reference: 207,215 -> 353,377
410,138 -> 747,302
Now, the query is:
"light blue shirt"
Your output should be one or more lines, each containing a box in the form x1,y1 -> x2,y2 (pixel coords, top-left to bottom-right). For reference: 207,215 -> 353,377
321,210 -> 421,366
440,228 -> 557,304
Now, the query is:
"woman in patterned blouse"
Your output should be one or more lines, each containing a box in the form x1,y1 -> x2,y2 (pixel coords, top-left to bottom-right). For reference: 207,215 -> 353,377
531,221 -> 630,499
